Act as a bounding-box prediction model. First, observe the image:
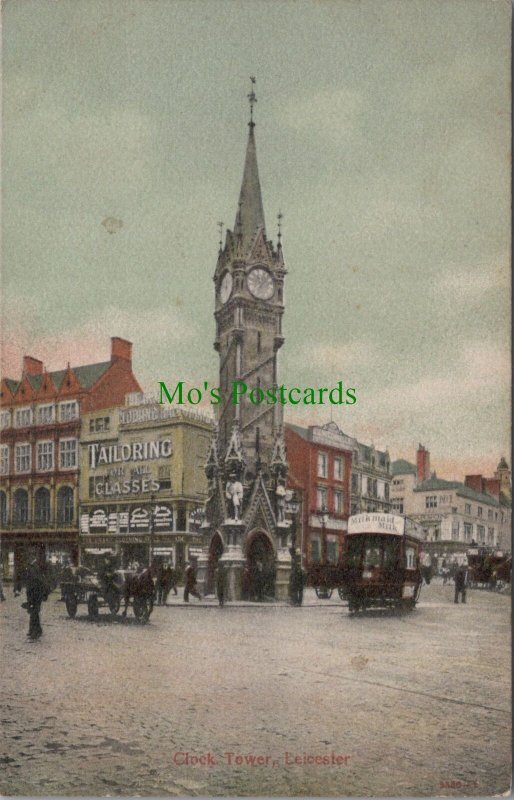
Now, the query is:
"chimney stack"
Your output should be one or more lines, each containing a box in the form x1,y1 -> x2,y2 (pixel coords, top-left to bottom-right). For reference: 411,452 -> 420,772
416,444 -> 430,483
111,337 -> 132,364
465,475 -> 486,494
484,478 -> 501,499
23,356 -> 44,376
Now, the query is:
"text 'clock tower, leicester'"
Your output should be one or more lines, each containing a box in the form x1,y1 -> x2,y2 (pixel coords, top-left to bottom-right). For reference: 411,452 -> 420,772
197,81 -> 291,600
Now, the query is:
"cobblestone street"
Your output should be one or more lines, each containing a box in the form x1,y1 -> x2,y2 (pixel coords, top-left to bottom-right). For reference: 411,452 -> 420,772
0,583 -> 510,797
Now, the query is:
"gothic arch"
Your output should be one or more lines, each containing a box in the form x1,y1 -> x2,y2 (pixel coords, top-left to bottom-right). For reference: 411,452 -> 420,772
244,528 -> 276,601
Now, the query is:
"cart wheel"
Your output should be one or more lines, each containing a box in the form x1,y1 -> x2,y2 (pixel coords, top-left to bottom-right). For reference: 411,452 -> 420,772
88,595 -> 99,619
65,594 -> 78,618
106,590 -> 121,615
338,587 -> 346,601
314,586 -> 323,599
133,597 -> 151,622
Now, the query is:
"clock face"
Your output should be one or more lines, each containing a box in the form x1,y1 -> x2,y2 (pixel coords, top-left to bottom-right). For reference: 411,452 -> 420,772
220,272 -> 233,304
248,268 -> 274,300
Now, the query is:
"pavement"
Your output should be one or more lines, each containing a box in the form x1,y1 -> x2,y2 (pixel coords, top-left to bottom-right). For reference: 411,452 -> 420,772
0,582 -> 511,797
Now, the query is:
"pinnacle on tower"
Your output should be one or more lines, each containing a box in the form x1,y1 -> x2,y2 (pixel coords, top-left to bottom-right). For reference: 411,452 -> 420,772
234,78 -> 266,255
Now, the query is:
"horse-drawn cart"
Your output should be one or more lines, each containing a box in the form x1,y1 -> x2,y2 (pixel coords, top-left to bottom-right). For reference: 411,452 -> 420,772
467,547 -> 511,591
307,563 -> 345,600
61,567 -> 154,622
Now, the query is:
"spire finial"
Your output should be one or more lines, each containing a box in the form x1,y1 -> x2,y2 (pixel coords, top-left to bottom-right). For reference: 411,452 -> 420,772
277,210 -> 283,244
217,221 -> 224,253
247,76 -> 257,127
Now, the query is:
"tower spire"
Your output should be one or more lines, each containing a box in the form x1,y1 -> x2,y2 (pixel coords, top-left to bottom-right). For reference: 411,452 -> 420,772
235,77 -> 266,254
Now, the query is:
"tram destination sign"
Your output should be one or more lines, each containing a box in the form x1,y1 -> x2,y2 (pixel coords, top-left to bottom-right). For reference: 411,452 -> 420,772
348,513 -> 405,536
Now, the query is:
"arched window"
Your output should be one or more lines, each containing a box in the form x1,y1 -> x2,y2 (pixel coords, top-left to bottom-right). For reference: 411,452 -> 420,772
13,488 -> 29,524
0,491 -> 7,527
35,487 -> 51,525
57,486 -> 74,524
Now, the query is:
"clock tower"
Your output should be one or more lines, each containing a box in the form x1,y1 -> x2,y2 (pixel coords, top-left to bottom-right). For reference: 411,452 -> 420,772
198,81 -> 291,600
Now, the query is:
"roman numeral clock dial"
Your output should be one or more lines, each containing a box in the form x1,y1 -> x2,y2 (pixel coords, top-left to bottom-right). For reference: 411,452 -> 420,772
220,272 -> 233,304
247,267 -> 274,300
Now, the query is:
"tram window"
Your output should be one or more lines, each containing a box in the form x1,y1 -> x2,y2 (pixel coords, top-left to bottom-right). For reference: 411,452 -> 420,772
405,547 -> 415,569
346,537 -> 363,567
383,539 -> 400,568
363,546 -> 381,568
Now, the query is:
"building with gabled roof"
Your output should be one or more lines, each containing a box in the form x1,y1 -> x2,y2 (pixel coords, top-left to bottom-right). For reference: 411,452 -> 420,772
391,445 -> 511,560
0,338 -> 142,580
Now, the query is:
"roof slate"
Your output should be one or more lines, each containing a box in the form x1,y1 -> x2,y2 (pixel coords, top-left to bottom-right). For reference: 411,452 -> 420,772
414,475 -> 502,507
3,361 -> 111,395
392,459 -> 417,476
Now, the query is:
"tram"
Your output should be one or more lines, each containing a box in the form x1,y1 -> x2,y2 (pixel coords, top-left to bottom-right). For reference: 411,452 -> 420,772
339,513 -> 424,613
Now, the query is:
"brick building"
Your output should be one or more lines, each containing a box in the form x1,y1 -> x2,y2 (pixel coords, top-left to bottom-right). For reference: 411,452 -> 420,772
285,422 -> 352,570
0,338 -> 141,578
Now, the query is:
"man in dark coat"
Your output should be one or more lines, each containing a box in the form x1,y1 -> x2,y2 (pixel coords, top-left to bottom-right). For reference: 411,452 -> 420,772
290,561 -> 305,606
216,562 -> 227,607
183,562 -> 201,603
25,559 -> 48,640
454,565 -> 467,604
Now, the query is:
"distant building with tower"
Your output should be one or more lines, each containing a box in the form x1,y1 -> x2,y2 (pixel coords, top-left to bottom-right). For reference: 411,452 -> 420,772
197,83 -> 293,600
391,445 -> 512,557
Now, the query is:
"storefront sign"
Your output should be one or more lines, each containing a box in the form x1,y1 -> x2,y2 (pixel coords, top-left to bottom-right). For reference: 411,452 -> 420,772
80,505 -> 173,534
88,439 -> 172,469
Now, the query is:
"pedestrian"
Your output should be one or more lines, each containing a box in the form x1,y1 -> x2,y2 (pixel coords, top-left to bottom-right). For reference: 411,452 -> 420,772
24,558 -> 49,640
454,565 -> 467,604
183,562 -> 201,603
155,563 -> 164,605
168,565 -> 178,596
290,560 -> 304,606
216,562 -> 227,607
0,574 -> 6,602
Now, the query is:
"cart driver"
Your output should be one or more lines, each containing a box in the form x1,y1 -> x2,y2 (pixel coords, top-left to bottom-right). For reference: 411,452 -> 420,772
98,553 -> 117,593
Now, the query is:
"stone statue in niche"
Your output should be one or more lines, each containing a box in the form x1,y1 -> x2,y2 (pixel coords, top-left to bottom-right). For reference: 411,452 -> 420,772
225,474 -> 244,521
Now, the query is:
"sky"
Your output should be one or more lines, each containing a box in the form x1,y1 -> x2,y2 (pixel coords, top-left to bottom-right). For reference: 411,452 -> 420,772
1,0 -> 511,479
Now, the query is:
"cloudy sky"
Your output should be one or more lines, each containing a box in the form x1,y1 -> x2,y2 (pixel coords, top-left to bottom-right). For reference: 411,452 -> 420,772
2,0 -> 510,478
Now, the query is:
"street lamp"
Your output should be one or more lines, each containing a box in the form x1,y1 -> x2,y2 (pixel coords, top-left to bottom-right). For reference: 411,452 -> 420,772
288,494 -> 300,559
148,492 -> 155,568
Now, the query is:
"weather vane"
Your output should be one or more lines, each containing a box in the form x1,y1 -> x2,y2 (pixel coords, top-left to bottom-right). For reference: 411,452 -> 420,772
248,76 -> 257,124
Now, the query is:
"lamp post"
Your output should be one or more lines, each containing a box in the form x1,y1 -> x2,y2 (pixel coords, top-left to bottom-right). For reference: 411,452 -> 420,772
287,493 -> 300,604
288,493 -> 300,560
148,492 -> 155,568
318,506 -> 329,565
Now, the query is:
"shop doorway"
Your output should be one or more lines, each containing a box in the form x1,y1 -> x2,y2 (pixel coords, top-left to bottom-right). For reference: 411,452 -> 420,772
246,531 -> 275,601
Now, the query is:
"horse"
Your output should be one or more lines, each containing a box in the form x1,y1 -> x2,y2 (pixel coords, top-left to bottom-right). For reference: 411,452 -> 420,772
121,567 -> 155,621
